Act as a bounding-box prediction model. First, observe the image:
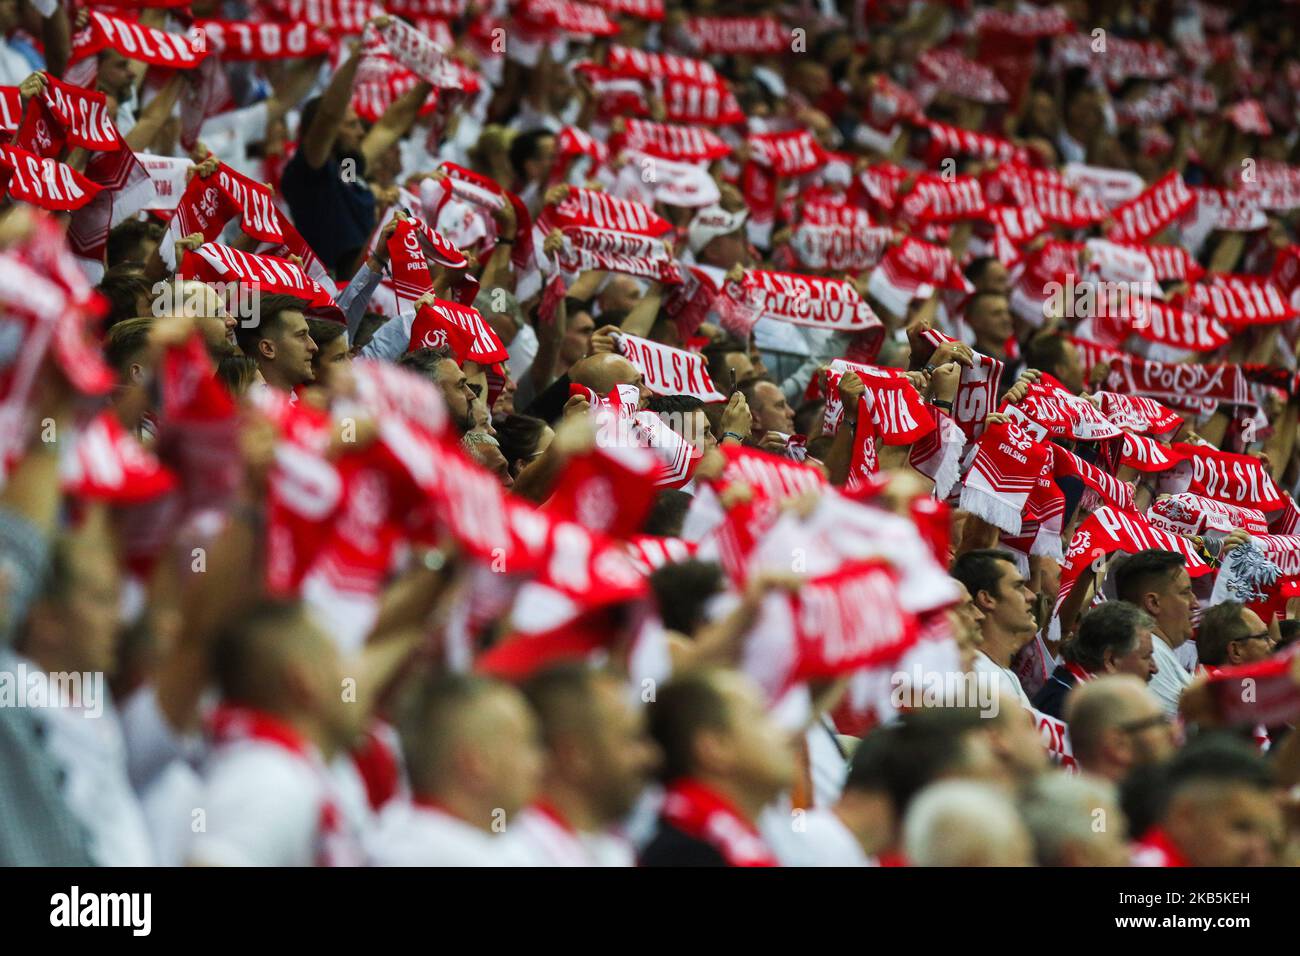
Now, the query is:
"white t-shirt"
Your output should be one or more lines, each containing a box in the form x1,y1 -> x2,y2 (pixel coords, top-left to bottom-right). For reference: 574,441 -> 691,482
1149,633 -> 1193,716
188,740 -> 366,867
974,650 -> 1032,708
503,806 -> 635,867
39,687 -> 156,866
768,807 -> 874,867
367,800 -> 515,866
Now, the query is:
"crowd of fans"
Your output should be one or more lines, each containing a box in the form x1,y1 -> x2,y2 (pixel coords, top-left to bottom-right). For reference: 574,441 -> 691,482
3,0 -> 1300,868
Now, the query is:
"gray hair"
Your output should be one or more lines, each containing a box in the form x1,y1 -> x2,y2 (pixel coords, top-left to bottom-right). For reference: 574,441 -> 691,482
1064,601 -> 1155,671
902,780 -> 1031,866
1019,772 -> 1119,865
462,431 -> 499,448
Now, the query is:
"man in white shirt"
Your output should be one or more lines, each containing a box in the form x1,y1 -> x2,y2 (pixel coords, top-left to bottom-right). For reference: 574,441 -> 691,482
1114,550 -> 1199,716
368,673 -> 543,866
232,294 -> 319,393
506,665 -> 658,866
951,549 -> 1040,708
188,602 -> 371,866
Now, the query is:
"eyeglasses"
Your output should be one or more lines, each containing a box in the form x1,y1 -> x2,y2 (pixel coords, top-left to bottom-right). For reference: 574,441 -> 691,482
1243,631 -> 1274,643
1118,714 -> 1171,734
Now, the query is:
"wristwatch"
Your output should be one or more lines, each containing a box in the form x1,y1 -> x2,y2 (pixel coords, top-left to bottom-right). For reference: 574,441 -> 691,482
931,398 -> 954,411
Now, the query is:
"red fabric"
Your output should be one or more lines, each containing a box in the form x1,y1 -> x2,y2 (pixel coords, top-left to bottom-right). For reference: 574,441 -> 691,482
658,779 -> 778,866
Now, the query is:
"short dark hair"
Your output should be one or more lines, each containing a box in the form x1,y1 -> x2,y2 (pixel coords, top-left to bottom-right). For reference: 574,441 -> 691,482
496,414 -> 550,471
211,601 -> 309,705
648,669 -> 732,782
648,558 -> 722,634
233,294 -> 309,356
1113,550 -> 1186,606
106,218 -> 163,268
103,316 -> 153,376
398,345 -> 456,379
508,128 -> 555,180
646,394 -> 705,416
849,708 -> 989,814
306,318 -> 346,352
96,271 -> 152,329
963,255 -> 1000,286
1278,619 -> 1300,649
1066,601 -> 1147,671
1023,332 -> 1068,376
398,673 -> 504,794
522,664 -> 603,749
1196,601 -> 1253,668
950,549 -> 1017,604
355,312 -> 389,350
965,291 -> 1008,320
1164,732 -> 1274,801
642,488 -> 693,538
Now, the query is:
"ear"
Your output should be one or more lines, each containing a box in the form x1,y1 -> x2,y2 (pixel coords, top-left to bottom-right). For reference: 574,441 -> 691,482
974,588 -> 998,614
1100,647 -> 1117,672
129,362 -> 146,385
1139,591 -> 1160,617
1226,640 -> 1246,665
259,338 -> 276,361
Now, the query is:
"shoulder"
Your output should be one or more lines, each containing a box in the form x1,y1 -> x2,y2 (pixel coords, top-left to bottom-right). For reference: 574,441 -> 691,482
639,821 -> 729,867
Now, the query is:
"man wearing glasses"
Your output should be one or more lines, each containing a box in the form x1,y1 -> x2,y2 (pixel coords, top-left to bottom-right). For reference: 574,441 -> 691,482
1064,675 -> 1177,785
1196,601 -> 1277,671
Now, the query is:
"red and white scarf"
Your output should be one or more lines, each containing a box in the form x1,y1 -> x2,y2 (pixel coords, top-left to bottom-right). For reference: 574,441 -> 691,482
1013,374 -> 1123,442
1106,171 -> 1195,242
70,10 -> 208,69
748,270 -> 882,334
614,118 -> 730,162
899,174 -> 988,225
789,223 -> 893,272
179,243 -> 338,311
1170,443 -> 1285,512
162,163 -> 285,267
959,417 -> 1052,534
1119,432 -> 1188,474
195,20 -> 333,60
615,332 -> 725,402
408,299 -> 507,364
0,145 -> 101,211
1148,492 -> 1270,537
918,328 -> 1003,441
792,559 -> 918,678
683,16 -> 788,55
1095,391 -> 1183,437
922,120 -> 1028,164
1183,274 -> 1294,326
265,0 -> 379,32
658,779 -> 778,866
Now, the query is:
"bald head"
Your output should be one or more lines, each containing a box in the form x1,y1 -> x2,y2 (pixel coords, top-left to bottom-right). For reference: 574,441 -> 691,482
1065,675 -> 1174,778
399,673 -> 542,820
165,279 -> 237,347
570,352 -> 645,400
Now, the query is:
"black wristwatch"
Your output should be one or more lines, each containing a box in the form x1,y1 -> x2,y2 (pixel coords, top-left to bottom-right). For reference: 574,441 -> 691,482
931,398 -> 954,411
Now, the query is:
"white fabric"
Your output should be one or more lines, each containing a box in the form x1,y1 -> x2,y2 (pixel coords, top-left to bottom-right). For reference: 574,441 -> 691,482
1148,632 -> 1194,716
767,807 -> 873,867
367,800 -> 516,866
503,807 -> 635,866
973,650 -> 1032,708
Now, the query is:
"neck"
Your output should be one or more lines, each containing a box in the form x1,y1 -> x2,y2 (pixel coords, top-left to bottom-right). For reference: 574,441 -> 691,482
418,789 -> 499,833
259,363 -> 297,392
691,774 -> 766,824
979,625 -> 1024,668
973,334 -> 1005,359
534,780 -> 602,834
1154,625 -> 1184,650
833,796 -> 890,858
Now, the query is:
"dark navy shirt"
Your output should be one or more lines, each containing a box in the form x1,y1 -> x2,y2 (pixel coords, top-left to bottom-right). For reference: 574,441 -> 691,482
280,149 -> 376,277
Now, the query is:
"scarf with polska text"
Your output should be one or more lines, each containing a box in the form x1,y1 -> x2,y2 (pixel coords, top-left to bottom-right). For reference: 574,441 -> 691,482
194,20 -> 333,60
683,15 -> 788,54
612,118 -> 731,162
409,299 -> 507,364
746,129 -> 827,177
917,328 -> 1003,442
748,270 -> 882,334
657,74 -> 746,125
789,223 -> 894,272
1095,298 -> 1231,352
605,44 -> 717,83
1147,492 -> 1270,537
982,163 -> 1107,227
791,558 -> 919,679
1101,350 -> 1251,407
958,417 -> 1052,535
70,10 -> 208,69
1119,431 -> 1189,476
162,163 -> 285,268
0,145 -> 102,211
1168,443 -> 1286,512
1013,373 -> 1123,441
265,0 -> 378,32
922,120 -> 1028,165
821,360 -> 934,443
1182,274 -> 1295,326
15,75 -> 118,154
1106,171 -> 1195,242
615,332 -> 725,402
1095,391 -> 1183,437
178,243 -> 338,311
385,215 -> 468,309
1056,505 -> 1212,617
899,174 -> 988,225
570,383 -> 695,488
